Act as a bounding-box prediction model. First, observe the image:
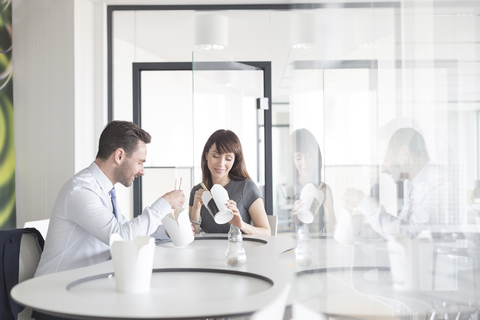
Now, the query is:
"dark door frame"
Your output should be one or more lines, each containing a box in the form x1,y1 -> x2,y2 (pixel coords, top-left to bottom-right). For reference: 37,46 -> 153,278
132,61 -> 273,217
107,2 -> 401,122
107,3 -> 402,218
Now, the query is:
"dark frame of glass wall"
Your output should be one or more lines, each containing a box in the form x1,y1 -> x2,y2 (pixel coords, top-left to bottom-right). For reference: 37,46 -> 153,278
107,2 -> 401,121
131,62 -> 272,217
106,3 -> 402,218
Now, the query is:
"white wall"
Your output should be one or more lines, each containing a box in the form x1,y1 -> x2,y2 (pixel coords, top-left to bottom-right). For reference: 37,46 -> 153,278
74,0 -> 96,172
74,0 -> 108,172
13,0 -> 105,227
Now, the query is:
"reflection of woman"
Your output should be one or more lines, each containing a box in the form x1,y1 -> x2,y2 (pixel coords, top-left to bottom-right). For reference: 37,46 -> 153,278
291,129 -> 335,233
189,129 -> 271,235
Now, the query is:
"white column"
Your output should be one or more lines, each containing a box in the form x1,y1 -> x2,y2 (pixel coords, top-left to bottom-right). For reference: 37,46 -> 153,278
13,0 -> 104,227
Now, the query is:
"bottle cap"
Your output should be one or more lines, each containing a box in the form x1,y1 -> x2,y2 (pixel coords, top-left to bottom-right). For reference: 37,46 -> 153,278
228,225 -> 243,242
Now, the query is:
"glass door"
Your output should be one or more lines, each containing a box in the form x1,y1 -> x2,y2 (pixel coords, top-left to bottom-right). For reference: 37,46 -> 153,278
192,52 -> 269,210
137,65 -> 194,217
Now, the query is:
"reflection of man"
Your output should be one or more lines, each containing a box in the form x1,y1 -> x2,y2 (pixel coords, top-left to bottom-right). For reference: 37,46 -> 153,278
343,128 -> 446,239
35,121 -> 185,277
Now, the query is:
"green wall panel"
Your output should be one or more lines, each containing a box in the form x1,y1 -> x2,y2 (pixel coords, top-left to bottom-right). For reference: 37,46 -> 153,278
0,0 -> 15,230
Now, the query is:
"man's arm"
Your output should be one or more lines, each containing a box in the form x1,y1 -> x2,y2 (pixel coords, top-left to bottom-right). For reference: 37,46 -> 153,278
150,225 -> 169,239
66,186 -> 181,245
344,182 -> 441,239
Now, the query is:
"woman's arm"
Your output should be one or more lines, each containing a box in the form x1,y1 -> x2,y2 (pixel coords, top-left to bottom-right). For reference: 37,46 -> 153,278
323,185 -> 336,233
189,188 -> 204,234
189,206 -> 201,234
227,198 -> 271,235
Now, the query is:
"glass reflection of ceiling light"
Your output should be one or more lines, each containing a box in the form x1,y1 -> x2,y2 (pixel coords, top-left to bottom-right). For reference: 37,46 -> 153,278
404,13 -> 476,17
292,42 -> 315,50
291,13 -> 316,50
358,43 -> 379,48
194,14 -> 228,50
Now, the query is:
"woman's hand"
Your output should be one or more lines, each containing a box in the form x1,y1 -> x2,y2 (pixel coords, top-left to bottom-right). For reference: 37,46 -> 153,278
291,199 -> 304,224
190,189 -> 206,235
291,199 -> 303,216
193,189 -> 205,211
226,200 -> 245,230
317,188 -> 327,206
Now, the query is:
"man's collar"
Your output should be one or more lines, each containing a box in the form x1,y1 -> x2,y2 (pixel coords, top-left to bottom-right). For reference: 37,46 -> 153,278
88,162 -> 114,193
410,162 -> 430,188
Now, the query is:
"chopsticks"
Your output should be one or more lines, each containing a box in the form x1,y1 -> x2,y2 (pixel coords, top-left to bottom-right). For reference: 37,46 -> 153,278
200,182 -> 208,191
175,177 -> 183,190
172,177 -> 183,221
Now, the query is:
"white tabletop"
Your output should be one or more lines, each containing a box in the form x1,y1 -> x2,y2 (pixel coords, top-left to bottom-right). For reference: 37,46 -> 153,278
284,235 -> 480,319
12,233 -> 480,319
12,234 -> 296,319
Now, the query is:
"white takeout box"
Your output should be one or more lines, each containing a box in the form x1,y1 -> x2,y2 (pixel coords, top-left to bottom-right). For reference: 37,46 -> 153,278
387,232 -> 434,291
162,206 -> 194,247
201,184 -> 234,224
109,234 -> 155,293
297,183 -> 325,224
333,207 -> 363,244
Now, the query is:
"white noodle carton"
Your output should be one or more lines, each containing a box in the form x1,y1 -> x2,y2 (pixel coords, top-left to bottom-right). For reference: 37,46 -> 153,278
109,234 -> 155,293
201,184 -> 234,224
162,206 -> 194,247
297,183 -> 325,224
333,207 -> 363,244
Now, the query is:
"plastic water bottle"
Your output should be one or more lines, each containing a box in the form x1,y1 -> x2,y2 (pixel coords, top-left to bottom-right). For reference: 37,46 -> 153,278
295,223 -> 312,267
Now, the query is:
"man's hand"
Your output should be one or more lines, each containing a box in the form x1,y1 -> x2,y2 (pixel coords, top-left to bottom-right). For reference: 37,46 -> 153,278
163,190 -> 186,209
343,188 -> 367,207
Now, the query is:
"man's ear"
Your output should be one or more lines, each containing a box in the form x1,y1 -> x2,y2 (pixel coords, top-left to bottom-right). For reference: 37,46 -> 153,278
113,148 -> 126,164
400,145 -> 410,158
399,145 -> 413,165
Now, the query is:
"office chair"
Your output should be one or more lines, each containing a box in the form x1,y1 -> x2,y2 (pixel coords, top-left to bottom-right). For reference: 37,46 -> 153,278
267,215 -> 278,236
24,219 -> 50,241
1,228 -> 44,320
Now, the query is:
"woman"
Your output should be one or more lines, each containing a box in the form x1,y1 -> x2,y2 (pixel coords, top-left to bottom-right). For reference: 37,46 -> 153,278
291,128 -> 335,234
189,129 -> 271,235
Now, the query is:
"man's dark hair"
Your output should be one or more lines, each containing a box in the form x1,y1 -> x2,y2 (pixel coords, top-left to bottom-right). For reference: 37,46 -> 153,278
96,121 -> 151,160
388,127 -> 428,158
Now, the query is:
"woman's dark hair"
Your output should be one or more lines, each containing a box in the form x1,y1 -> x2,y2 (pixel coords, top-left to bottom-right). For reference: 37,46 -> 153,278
201,129 -> 250,189
291,128 -> 323,182
96,121 -> 151,160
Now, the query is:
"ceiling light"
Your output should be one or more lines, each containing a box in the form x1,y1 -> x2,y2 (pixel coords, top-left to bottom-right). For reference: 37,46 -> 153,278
194,14 -> 228,50
291,13 -> 316,50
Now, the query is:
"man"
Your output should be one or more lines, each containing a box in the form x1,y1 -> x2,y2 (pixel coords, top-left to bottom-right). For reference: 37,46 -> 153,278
35,121 -> 185,276
343,127 -> 447,239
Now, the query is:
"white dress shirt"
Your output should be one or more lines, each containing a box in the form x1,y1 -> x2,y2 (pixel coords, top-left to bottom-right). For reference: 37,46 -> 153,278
356,163 -> 447,239
35,162 -> 170,276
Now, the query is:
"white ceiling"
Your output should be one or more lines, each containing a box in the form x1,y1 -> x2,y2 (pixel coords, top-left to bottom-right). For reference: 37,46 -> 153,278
111,1 -> 479,105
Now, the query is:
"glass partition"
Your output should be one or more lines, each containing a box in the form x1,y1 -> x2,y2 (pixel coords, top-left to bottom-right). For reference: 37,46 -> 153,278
111,3 -> 480,318
139,70 -> 194,211
192,52 -> 265,192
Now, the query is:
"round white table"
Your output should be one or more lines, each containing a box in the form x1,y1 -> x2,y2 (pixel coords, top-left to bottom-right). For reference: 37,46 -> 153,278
283,234 -> 480,319
11,234 -> 296,319
12,233 -> 480,319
